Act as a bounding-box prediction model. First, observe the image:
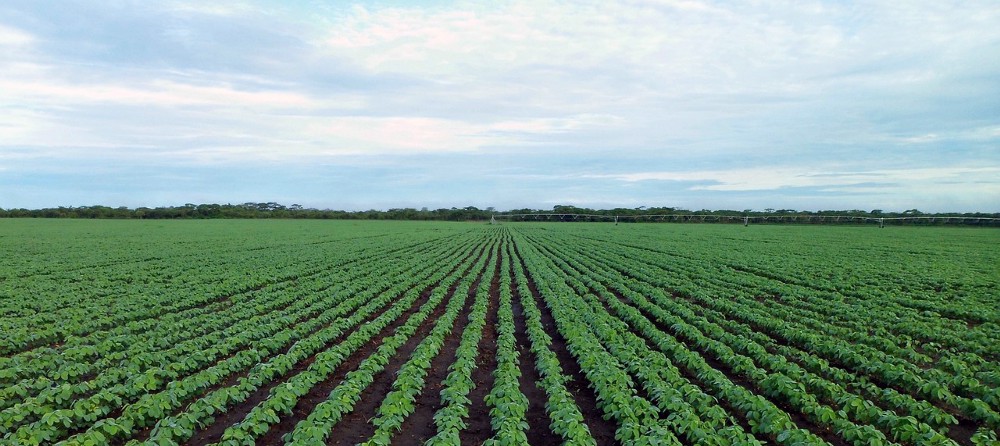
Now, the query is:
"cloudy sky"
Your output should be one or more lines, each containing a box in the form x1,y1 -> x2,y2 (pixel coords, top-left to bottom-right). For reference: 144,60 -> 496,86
1,1 -> 998,212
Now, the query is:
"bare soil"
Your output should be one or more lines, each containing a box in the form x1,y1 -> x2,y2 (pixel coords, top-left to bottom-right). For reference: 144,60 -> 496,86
510,243 -> 619,446
388,262 -> 483,446
611,284 -> 850,446
509,265 -> 562,446
458,245 -> 502,445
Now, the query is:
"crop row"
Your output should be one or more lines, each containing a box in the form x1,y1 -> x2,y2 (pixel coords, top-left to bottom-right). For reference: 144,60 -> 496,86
2,221 -> 996,446
519,224 -> 999,445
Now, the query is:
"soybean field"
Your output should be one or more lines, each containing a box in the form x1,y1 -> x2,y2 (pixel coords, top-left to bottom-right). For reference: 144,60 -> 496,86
1,220 -> 998,446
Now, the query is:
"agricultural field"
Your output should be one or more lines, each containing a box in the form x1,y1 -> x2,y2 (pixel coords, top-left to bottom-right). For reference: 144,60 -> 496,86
0,219 -> 998,446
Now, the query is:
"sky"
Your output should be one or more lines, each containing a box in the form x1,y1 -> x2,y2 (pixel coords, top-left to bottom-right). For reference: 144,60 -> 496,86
1,1 -> 998,212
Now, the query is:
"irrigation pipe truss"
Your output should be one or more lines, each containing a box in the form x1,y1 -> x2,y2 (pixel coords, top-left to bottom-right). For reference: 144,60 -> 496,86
490,213 -> 1000,227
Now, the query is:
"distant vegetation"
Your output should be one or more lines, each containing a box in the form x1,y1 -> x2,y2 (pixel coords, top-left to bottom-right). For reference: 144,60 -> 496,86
0,203 -> 997,225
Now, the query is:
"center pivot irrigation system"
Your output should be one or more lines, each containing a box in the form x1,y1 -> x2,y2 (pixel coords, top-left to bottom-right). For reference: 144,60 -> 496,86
489,213 -> 1000,227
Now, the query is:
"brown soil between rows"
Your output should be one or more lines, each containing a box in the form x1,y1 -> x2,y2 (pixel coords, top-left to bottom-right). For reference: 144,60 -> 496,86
667,288 -> 980,446
458,245 -> 502,445
603,281 -> 851,446
183,281 -> 413,445
128,248 -> 465,444
250,243 -> 486,446
388,255 -> 487,446
528,240 -> 681,435
6,234 -> 443,361
344,247 -> 492,445
563,249 -> 847,445
95,290 -> 355,444
670,290 -> 979,446
595,282 -> 762,438
508,256 -> 562,446
59,257 -> 376,408
325,273 -> 468,445
949,418 -> 979,446
578,290 -> 664,417
511,241 -> 618,446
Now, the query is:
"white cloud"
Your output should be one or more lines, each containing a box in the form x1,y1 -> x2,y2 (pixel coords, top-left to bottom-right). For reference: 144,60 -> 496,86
488,114 -> 624,134
163,2 -> 257,17
301,113 -> 626,155
0,24 -> 33,47
0,76 -> 322,110
2,1 -> 998,210
897,134 -> 940,144
323,4 -> 580,77
316,0 -> 1000,132
594,166 -> 1000,192
309,116 -> 499,154
963,125 -> 1000,141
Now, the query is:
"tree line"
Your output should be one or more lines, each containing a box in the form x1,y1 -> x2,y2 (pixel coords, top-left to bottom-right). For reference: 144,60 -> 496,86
0,203 -> 997,225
